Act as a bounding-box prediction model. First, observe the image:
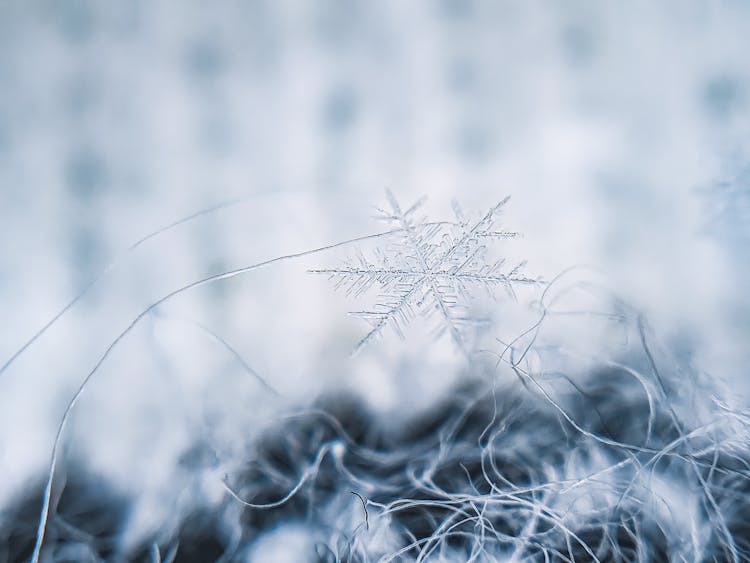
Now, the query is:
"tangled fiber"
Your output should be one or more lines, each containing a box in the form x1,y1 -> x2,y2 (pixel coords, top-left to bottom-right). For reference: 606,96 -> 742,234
3,342 -> 750,562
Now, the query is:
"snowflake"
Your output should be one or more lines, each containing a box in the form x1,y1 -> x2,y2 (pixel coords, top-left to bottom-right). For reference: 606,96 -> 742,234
310,191 -> 540,355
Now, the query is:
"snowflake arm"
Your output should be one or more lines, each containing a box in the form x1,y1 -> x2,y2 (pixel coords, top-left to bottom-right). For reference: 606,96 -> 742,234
349,280 -> 426,355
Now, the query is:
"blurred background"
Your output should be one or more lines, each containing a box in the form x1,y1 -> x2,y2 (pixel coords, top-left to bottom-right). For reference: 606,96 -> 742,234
0,0 -> 749,545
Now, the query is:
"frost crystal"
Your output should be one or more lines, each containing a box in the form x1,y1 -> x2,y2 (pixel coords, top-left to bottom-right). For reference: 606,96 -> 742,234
310,191 -> 540,355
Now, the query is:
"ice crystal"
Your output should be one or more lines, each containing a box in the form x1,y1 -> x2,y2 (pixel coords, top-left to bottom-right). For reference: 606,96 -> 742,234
310,191 -> 541,355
